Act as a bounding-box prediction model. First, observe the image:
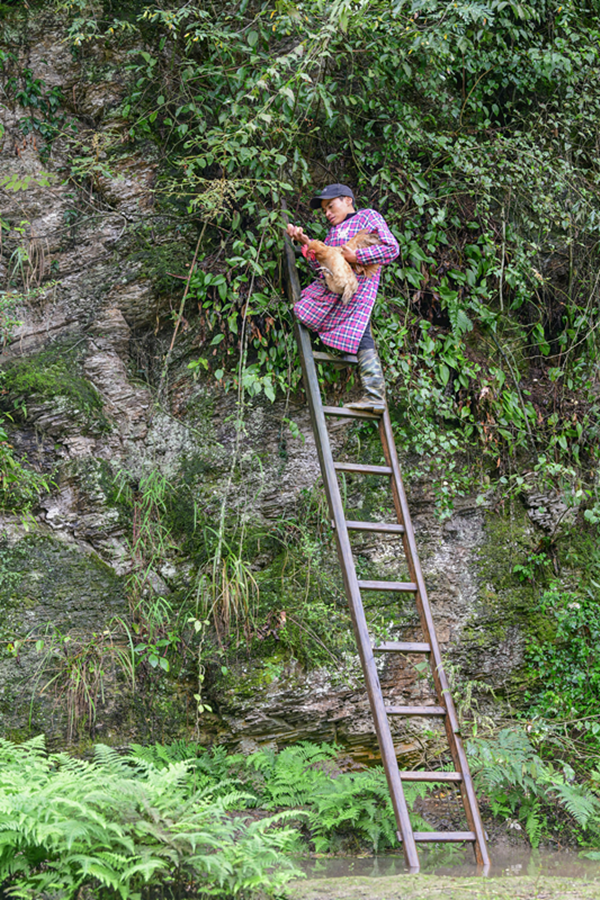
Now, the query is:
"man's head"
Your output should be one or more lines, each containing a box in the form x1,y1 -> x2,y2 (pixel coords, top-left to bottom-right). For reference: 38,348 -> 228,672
310,183 -> 356,226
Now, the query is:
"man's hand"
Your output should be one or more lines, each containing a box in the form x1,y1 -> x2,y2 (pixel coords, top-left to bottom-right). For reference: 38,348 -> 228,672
287,224 -> 310,245
341,243 -> 358,265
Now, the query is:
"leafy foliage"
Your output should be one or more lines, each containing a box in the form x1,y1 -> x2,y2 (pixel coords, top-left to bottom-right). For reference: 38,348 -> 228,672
0,735 -> 300,899
0,734 -> 444,900
1,4 -> 600,858
249,742 -> 433,853
130,740 -> 249,799
35,0 -> 599,520
6,728 -> 600,900
526,585 -> 600,727
469,728 -> 600,847
136,739 -> 436,854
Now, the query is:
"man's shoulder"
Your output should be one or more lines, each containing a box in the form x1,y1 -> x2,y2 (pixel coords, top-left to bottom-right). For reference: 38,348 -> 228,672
356,207 -> 385,222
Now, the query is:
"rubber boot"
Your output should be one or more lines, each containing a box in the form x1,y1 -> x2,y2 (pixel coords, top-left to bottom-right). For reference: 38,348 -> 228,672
347,347 -> 386,413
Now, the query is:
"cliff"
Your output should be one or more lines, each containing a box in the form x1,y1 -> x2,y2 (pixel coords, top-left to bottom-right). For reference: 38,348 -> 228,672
1,1 -> 598,758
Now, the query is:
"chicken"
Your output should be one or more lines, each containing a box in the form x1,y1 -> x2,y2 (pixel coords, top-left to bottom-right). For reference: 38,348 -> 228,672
305,229 -> 380,304
306,240 -> 358,304
345,229 -> 381,279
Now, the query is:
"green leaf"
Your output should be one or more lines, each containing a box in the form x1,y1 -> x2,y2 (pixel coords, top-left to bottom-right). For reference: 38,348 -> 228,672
188,357 -> 209,371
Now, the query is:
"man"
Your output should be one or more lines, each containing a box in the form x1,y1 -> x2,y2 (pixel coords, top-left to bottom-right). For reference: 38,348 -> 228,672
287,183 -> 399,411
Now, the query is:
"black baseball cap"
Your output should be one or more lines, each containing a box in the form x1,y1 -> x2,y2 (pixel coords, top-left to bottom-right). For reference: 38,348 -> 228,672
310,183 -> 355,209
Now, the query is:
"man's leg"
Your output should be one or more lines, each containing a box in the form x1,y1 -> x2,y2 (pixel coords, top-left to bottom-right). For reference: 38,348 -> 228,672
293,284 -> 338,331
347,322 -> 386,412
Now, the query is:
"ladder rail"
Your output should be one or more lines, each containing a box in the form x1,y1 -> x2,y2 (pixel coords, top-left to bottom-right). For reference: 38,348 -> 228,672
378,411 -> 490,870
294,317 -> 420,873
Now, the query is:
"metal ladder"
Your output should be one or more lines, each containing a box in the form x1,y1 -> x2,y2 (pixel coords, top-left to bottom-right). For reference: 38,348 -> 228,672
284,237 -> 490,874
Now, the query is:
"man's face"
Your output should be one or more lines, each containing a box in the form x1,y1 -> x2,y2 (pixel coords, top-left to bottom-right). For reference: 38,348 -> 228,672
321,195 -> 355,227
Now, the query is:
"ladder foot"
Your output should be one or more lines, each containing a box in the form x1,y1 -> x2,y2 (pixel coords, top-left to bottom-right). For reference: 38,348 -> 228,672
397,833 -> 420,872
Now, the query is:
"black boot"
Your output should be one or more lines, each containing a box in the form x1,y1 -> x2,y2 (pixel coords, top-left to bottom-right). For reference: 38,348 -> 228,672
347,347 -> 386,413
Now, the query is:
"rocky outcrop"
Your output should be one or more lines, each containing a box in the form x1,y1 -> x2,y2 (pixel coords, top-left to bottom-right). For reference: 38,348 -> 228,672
0,12 -> 572,752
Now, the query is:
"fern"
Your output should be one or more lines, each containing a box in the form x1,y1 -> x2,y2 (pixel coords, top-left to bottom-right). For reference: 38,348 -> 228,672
469,727 -> 600,845
249,742 -> 339,809
14,731 -> 589,896
0,736 -> 300,899
551,781 -> 599,829
248,742 -> 435,852
129,740 -> 439,853
129,739 -> 204,767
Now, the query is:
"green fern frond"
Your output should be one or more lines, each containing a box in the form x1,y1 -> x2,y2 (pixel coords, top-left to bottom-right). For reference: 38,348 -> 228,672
93,743 -> 131,773
553,782 -> 599,828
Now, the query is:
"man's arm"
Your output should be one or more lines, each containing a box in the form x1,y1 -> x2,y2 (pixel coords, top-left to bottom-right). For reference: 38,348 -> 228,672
286,223 -> 323,278
286,224 -> 310,245
343,210 -> 399,267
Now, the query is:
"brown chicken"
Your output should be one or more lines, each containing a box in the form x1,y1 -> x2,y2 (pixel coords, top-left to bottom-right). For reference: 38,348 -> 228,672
345,229 -> 380,279
305,229 -> 381,304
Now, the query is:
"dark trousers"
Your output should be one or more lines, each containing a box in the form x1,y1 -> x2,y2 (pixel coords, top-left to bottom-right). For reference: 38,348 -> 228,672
357,322 -> 375,352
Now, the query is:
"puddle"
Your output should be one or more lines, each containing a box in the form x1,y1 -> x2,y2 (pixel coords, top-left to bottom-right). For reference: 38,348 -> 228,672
301,847 -> 600,880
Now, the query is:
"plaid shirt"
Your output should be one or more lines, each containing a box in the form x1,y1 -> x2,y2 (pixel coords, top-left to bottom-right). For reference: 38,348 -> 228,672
293,208 -> 399,354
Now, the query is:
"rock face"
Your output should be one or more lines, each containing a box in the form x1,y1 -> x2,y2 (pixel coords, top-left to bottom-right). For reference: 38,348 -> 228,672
0,12 -> 575,752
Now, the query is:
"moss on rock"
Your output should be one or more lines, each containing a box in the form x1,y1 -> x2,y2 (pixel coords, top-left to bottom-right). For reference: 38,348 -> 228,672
0,341 -> 108,432
0,532 -> 128,740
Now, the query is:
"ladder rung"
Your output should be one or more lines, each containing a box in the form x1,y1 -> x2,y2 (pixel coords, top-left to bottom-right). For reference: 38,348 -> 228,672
344,520 -> 406,534
313,351 -> 358,365
374,641 -> 430,652
400,771 -> 462,782
411,832 -> 476,843
334,462 -> 393,475
385,705 -> 446,716
323,405 -> 380,420
358,580 -> 417,592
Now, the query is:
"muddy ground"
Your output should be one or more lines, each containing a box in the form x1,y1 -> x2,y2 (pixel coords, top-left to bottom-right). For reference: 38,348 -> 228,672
285,874 -> 600,899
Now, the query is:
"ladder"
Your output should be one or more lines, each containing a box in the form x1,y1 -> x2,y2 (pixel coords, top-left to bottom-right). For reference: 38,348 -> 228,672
284,237 -> 490,874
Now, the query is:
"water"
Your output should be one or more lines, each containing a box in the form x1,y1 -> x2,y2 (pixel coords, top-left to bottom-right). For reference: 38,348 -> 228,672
301,847 -> 600,880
